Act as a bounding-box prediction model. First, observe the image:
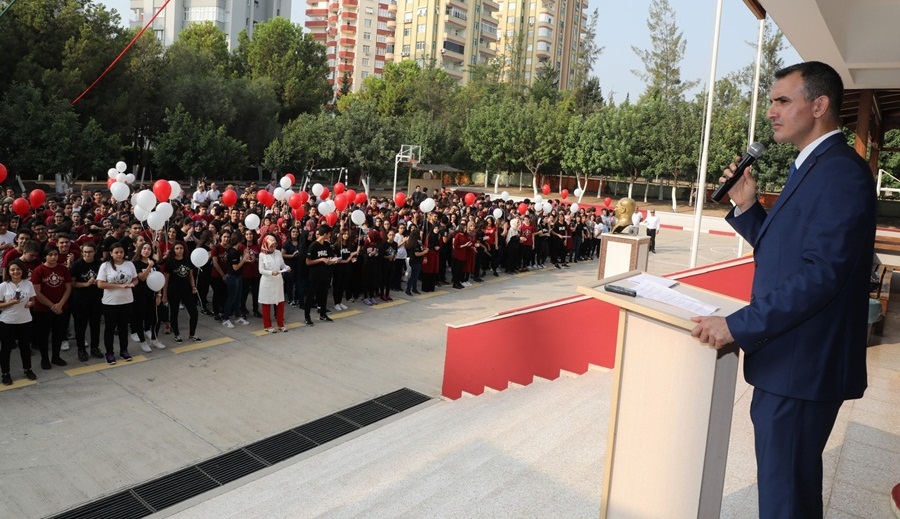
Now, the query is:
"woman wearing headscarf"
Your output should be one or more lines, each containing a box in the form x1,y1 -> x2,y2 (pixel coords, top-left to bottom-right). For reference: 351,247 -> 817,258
258,234 -> 289,333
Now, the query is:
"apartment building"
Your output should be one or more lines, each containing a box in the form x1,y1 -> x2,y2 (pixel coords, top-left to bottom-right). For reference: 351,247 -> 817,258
129,0 -> 290,49
306,0 -> 394,94
493,0 -> 587,89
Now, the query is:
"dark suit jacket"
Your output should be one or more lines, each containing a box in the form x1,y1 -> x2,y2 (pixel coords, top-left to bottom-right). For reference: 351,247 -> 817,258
725,133 -> 875,402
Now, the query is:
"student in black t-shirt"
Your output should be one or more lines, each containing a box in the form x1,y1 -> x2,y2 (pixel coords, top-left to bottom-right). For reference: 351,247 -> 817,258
70,242 -> 103,361
305,224 -> 336,325
164,241 -> 201,343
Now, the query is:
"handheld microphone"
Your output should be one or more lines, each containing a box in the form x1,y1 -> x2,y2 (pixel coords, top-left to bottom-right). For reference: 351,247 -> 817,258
711,141 -> 766,203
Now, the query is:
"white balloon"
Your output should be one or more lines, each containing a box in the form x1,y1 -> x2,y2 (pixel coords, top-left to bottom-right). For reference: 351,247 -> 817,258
110,182 -> 130,202
534,194 -> 543,203
419,198 -> 436,213
125,173 -> 135,184
190,248 -> 209,269
146,271 -> 165,292
156,202 -> 174,220
351,209 -> 366,225
130,192 -> 140,207
146,210 -> 167,230
574,188 -> 583,197
245,214 -> 260,230
274,187 -> 287,201
116,161 -> 127,173
501,191 -> 510,201
168,180 -> 181,200
492,208 -> 503,220
133,205 -> 149,222
116,173 -> 127,184
543,201 -> 553,214
569,203 -> 579,213
312,183 -> 324,197
325,200 -> 336,213
136,190 -> 156,211
318,201 -> 334,215
534,204 -> 543,214
280,176 -> 292,190
108,168 -> 118,179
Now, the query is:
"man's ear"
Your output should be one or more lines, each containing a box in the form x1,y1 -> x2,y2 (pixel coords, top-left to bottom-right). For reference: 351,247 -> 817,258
813,95 -> 830,119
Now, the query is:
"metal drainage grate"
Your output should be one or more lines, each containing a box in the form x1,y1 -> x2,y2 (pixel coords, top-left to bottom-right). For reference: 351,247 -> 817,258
50,388 -> 430,519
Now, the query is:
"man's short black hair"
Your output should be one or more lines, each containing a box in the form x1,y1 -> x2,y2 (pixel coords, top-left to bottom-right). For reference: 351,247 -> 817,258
775,61 -> 844,121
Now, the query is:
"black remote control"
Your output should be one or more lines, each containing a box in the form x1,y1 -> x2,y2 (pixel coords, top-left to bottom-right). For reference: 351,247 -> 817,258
605,284 -> 637,297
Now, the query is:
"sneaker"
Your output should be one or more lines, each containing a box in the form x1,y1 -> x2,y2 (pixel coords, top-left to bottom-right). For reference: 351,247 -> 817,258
385,296 -> 394,302
140,342 -> 151,353
24,369 -> 36,381
319,315 -> 333,322
200,307 -> 213,315
189,336 -> 202,342
235,317 -> 250,325
60,340 -> 70,351
364,298 -> 374,306
279,327 -> 289,333
77,349 -> 89,362
90,347 -> 103,359
51,357 -> 67,367
130,333 -> 140,343
265,327 -> 275,333
253,310 -> 263,318
151,339 -> 166,349
2,373 -> 11,385
106,353 -> 116,365
120,350 -> 132,361
174,336 -> 183,344
213,314 -> 222,322
222,319 -> 235,329
304,318 -> 314,326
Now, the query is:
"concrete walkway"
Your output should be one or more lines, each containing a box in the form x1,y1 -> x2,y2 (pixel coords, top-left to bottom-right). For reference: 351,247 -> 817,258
1,226 -> 896,518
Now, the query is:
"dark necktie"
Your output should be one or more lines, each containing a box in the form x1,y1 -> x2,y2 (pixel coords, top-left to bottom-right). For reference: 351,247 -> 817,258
788,162 -> 797,182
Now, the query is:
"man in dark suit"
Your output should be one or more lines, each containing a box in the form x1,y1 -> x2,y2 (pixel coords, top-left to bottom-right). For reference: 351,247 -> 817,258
691,61 -> 875,518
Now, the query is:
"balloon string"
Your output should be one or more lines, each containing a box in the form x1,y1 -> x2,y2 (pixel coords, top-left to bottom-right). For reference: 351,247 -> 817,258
71,0 -> 173,106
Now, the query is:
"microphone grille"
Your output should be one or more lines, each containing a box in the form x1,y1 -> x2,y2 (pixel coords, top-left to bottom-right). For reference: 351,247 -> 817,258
747,141 -> 766,158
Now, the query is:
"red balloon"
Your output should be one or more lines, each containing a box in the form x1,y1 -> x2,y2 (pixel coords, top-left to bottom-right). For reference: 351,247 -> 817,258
285,173 -> 296,185
325,212 -> 338,226
256,189 -> 269,205
107,177 -> 116,189
11,198 -> 30,217
153,179 -> 171,202
334,182 -> 346,195
560,189 -> 569,200
355,192 -> 367,204
320,187 -> 331,200
394,192 -> 407,206
604,196 -> 612,207
345,189 -> 357,203
29,189 -> 46,209
292,207 -> 306,220
222,189 -> 238,207
464,192 -> 476,206
288,192 -> 304,209
297,191 -> 310,205
334,193 -> 349,212
517,203 -> 528,215
0,163 -> 7,183
542,184 -> 550,195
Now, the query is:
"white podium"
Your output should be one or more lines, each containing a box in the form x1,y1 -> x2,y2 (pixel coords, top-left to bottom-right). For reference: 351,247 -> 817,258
578,271 -> 745,519
598,234 -> 650,279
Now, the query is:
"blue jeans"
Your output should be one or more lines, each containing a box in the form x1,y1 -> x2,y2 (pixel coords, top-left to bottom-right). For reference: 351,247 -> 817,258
406,262 -> 422,292
223,274 -> 242,320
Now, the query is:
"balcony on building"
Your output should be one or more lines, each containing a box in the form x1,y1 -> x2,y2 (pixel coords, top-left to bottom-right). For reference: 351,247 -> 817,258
306,19 -> 328,28
478,46 -> 497,57
386,34 -> 395,44
342,23 -> 357,32
535,45 -> 551,59
339,37 -> 356,46
308,7 -> 328,16
328,13 -> 338,23
441,42 -> 465,62
329,1 -> 340,11
339,50 -> 356,60
342,0 -> 359,9
385,51 -> 394,60
447,0 -> 468,11
342,11 -> 358,20
482,0 -> 500,11
388,0 -> 397,12
444,67 -> 463,80
337,63 -> 354,72
480,25 -> 499,41
444,14 -> 467,29
387,18 -> 396,29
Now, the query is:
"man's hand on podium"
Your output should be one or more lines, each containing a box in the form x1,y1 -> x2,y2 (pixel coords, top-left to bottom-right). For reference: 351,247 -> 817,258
690,316 -> 735,350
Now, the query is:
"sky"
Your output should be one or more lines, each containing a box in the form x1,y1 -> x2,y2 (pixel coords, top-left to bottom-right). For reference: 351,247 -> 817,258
103,0 -> 801,101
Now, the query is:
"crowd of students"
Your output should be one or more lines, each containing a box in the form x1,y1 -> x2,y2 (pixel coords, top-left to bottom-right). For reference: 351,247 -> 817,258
0,181 -> 617,386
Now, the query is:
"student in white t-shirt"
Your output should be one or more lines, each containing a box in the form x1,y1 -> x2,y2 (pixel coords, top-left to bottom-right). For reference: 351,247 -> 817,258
96,242 -> 137,366
0,259 -> 37,385
0,215 -> 16,252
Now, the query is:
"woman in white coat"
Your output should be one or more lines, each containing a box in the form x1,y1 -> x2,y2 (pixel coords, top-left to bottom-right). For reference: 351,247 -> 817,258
258,234 -> 290,333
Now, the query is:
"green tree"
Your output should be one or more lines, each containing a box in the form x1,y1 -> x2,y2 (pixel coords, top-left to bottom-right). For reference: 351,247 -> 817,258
174,21 -> 230,72
240,18 -> 330,120
333,103 -> 398,183
263,112 -> 337,174
597,101 -> 653,197
631,0 -> 697,103
71,118 -> 120,181
153,106 -> 247,180
571,8 -> 603,92
0,83 -> 79,179
512,98 -> 570,195
530,65 -> 561,103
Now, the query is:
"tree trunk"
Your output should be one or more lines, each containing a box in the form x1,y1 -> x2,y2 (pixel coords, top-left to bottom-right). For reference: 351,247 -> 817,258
658,177 -> 664,201
643,178 -> 649,203
671,184 -> 678,212
627,178 -> 634,199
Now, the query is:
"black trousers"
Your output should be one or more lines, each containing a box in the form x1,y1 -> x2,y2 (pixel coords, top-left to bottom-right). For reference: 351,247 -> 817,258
33,310 -> 69,362
169,287 -> 198,337
0,321 -> 32,373
131,291 -> 158,342
241,276 -> 259,315
305,275 -> 330,318
73,295 -> 102,351
103,303 -> 132,355
210,277 -> 226,316
647,228 -> 657,251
